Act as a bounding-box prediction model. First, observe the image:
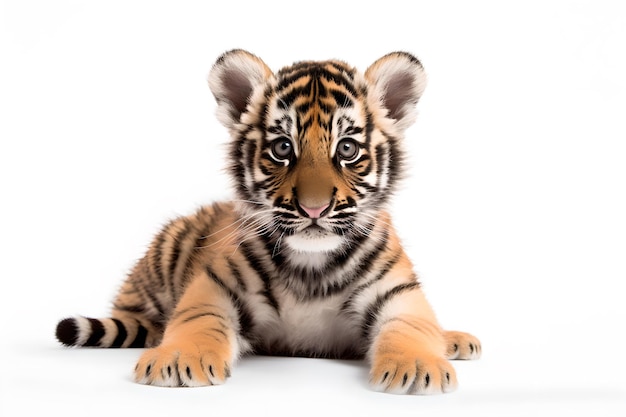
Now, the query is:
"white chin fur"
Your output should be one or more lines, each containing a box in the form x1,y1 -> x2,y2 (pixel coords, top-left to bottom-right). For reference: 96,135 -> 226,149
284,228 -> 343,253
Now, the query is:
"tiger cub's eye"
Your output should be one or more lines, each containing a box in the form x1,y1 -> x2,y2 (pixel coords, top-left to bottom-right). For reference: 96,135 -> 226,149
271,137 -> 293,161
336,138 -> 359,161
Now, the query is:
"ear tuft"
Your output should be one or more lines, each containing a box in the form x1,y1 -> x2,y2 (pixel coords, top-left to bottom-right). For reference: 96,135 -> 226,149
365,52 -> 427,130
208,49 -> 273,130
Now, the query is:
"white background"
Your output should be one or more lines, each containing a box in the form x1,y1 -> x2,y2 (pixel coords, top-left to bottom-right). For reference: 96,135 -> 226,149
1,0 -> 625,415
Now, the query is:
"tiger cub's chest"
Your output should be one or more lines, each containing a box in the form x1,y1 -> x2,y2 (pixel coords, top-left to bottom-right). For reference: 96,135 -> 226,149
259,294 -> 362,357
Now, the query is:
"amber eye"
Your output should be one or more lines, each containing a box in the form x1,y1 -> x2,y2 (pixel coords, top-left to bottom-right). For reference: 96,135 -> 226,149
336,138 -> 359,162
271,137 -> 293,161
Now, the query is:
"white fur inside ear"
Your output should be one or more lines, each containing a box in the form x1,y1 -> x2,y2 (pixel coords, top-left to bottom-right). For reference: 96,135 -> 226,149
208,50 -> 273,130
365,52 -> 427,130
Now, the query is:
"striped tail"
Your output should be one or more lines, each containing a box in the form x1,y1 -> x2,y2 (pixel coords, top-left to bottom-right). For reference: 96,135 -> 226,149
56,316 -> 149,348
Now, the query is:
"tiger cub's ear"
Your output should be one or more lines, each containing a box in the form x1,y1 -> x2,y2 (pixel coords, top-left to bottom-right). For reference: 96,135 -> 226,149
365,52 -> 427,130
209,49 -> 274,130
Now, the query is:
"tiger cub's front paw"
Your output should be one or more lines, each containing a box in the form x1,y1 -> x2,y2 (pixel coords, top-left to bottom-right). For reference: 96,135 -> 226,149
134,342 -> 232,387
370,352 -> 458,395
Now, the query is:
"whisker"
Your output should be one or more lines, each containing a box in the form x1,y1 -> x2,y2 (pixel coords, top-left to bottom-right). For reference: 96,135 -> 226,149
195,209 -> 275,250
229,199 -> 267,206
199,208 -> 274,239
229,220 -> 278,257
272,230 -> 286,258
357,211 -> 393,228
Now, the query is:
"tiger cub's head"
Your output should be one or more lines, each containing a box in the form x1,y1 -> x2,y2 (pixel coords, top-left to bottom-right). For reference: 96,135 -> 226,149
208,50 -> 426,256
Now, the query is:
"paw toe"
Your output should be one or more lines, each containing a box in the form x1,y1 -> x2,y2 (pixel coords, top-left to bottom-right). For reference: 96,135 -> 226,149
370,354 -> 457,395
445,331 -> 482,360
134,345 -> 231,387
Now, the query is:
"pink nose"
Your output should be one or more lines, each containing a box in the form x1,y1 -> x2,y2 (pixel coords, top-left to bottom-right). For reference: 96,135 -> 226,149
300,203 -> 329,219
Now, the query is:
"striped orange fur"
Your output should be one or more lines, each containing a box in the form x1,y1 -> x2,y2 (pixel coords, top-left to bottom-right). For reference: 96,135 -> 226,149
56,50 -> 481,394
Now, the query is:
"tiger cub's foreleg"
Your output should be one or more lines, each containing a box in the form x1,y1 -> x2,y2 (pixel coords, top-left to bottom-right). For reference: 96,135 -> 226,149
134,271 -> 242,387
368,286 -> 459,395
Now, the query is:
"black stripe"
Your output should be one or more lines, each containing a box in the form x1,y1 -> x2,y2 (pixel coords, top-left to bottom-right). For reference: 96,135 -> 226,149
334,196 -> 357,212
170,303 -> 218,322
380,131 -> 403,189
151,231 -> 167,286
356,181 -> 379,195
364,106 -> 374,147
111,319 -> 128,348
315,229 -> 389,299
327,61 -> 356,78
205,266 -> 255,340
193,212 -> 216,251
85,318 -> 105,346
295,101 -> 333,121
317,99 -> 334,114
271,196 -> 298,216
361,282 -> 421,340
323,229 -> 369,269
202,327 -> 228,341
168,219 -> 193,286
385,317 -> 437,337
277,211 -> 298,219
205,266 -> 228,290
344,125 -> 363,136
324,72 -> 358,97
112,303 -> 146,314
277,66 -> 357,97
314,76 -> 324,96
329,211 -> 355,220
344,229 -> 389,280
181,212 -> 212,287
346,253 -> 401,309
259,152 -> 276,168
228,260 -> 248,292
298,116 -> 314,133
294,99 -> 313,114
259,177 -> 284,196
181,312 -> 226,324
276,68 -> 313,91
240,243 -> 280,313
375,143 -> 387,191
278,84 -> 313,109
117,285 -> 140,295
268,226 -> 373,299
245,139 -> 257,175
260,229 -> 287,267
229,136 -> 254,200
129,323 -> 148,348
139,261 -> 167,318
352,154 -> 373,177
330,89 -> 353,107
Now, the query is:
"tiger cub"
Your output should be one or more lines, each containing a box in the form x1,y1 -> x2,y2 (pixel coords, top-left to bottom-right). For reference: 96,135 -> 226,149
56,50 -> 481,394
